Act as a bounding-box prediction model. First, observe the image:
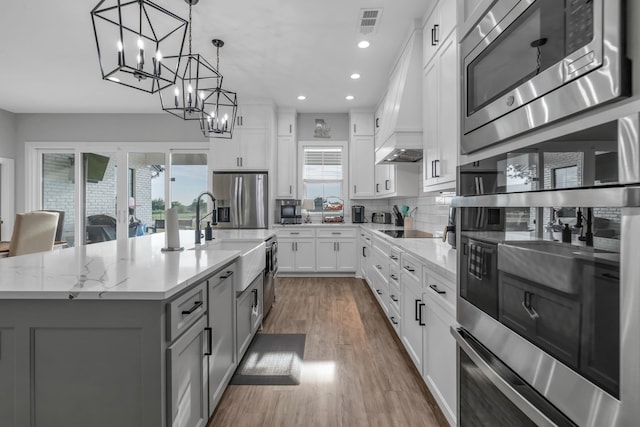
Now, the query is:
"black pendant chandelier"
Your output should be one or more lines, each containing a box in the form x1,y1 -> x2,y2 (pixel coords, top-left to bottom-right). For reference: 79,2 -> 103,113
159,0 -> 222,121
91,0 -> 189,93
200,39 -> 238,139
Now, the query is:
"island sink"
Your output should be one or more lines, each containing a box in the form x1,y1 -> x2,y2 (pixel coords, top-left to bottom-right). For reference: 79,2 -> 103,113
192,240 -> 265,292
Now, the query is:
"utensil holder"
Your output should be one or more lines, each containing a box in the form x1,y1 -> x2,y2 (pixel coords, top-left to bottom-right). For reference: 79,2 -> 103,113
404,217 -> 413,230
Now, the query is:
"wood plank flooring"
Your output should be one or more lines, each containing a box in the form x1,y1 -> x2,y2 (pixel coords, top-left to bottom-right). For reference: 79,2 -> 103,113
208,277 -> 448,427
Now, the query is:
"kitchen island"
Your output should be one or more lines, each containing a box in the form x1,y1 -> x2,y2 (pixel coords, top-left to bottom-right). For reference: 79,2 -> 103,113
0,231 -> 248,427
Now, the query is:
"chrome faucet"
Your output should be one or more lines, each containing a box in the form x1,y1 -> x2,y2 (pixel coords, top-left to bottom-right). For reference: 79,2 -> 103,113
195,191 -> 216,245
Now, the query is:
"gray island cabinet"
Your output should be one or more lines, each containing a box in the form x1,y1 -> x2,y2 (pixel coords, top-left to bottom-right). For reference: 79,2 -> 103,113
0,233 -> 241,427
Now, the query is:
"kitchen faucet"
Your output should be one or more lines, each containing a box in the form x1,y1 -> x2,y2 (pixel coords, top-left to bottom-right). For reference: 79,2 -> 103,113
576,207 -> 594,247
195,191 -> 216,245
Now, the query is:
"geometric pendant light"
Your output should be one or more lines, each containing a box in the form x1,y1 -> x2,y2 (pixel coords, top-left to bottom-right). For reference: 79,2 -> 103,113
200,39 -> 238,138
159,0 -> 222,121
90,0 -> 188,93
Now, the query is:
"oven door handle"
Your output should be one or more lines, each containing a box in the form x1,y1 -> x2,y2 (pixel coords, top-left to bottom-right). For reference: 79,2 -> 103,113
450,327 -> 557,427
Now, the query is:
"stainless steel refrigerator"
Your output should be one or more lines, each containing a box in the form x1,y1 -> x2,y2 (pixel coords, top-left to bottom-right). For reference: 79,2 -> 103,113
212,172 -> 268,229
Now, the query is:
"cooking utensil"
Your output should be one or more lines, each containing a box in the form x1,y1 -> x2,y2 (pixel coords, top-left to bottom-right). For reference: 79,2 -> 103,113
392,205 -> 404,226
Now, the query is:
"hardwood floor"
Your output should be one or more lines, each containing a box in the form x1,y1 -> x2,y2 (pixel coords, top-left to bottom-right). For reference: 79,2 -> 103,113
209,277 -> 448,427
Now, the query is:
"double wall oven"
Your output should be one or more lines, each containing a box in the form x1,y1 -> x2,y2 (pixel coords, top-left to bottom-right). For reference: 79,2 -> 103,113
452,115 -> 640,426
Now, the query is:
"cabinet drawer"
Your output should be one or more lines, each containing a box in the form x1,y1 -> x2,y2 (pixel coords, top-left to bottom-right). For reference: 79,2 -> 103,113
317,228 -> 357,238
400,253 -> 421,282
167,282 -> 207,342
389,246 -> 401,266
388,304 -> 401,337
360,231 -> 372,246
388,278 -> 401,314
276,228 -> 315,238
423,268 -> 455,313
372,235 -> 390,253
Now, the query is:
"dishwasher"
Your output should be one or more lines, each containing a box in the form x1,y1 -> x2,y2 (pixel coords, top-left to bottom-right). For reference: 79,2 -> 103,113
263,237 -> 277,318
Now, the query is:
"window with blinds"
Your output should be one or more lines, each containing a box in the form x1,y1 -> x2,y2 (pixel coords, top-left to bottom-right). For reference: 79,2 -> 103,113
302,147 -> 344,212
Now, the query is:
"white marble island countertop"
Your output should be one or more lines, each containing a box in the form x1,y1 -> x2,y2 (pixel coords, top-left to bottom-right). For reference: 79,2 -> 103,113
0,231 -> 241,300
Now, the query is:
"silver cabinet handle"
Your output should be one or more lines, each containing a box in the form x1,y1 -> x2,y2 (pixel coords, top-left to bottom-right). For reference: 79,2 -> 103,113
289,124 -> 292,134
390,255 -> 398,261
376,289 -> 382,295
290,232 -> 300,235
354,185 -> 357,194
404,266 -> 415,272
289,185 -> 292,194
390,295 -> 398,302
331,232 -> 341,235
353,123 -> 357,134
390,274 -> 398,281
390,316 -> 398,325
385,179 -> 390,190
337,242 -> 340,251
376,265 -> 382,270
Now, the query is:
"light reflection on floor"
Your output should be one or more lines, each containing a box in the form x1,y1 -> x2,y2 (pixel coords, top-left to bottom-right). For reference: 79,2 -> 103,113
300,361 -> 336,383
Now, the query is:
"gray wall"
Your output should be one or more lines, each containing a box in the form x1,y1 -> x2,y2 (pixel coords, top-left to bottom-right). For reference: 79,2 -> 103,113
14,113 -> 208,213
0,109 -> 17,159
297,113 -> 349,141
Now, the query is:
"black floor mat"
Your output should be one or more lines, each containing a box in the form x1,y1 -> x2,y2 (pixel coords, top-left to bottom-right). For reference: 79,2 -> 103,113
229,333 -> 306,385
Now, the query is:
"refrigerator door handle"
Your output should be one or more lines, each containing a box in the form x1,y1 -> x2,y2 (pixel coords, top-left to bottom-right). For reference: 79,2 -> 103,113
237,175 -> 244,227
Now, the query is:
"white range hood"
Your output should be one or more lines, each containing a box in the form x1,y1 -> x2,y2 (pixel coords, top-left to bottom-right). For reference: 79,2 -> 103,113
375,26 -> 423,164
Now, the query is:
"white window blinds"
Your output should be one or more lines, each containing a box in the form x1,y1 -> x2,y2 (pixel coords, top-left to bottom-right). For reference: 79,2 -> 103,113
303,148 -> 343,180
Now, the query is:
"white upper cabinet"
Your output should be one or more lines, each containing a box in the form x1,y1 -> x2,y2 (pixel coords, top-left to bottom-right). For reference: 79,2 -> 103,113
276,111 -> 297,198
423,0 -> 458,68
277,111 -> 296,136
235,104 -> 270,129
374,94 -> 386,140
351,112 -> 374,136
375,163 -> 419,199
211,103 -> 274,171
423,0 -> 458,190
350,135 -> 375,199
350,112 -> 375,199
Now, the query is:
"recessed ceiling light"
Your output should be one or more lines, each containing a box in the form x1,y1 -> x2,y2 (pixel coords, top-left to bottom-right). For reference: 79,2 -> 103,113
297,95 -> 306,100
350,73 -> 361,80
346,95 -> 354,100
108,76 -> 121,82
357,40 -> 370,49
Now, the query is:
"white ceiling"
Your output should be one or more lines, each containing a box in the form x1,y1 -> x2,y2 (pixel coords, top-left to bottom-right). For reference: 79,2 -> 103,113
0,0 -> 432,114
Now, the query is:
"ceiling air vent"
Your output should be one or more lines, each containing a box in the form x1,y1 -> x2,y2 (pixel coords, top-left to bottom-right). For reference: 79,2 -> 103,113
358,8 -> 383,35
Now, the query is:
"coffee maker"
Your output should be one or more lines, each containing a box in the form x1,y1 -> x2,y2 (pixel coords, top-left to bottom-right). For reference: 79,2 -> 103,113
352,205 -> 365,223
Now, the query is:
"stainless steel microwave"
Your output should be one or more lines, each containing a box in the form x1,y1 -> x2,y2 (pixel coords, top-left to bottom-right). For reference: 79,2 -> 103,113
461,0 -> 630,154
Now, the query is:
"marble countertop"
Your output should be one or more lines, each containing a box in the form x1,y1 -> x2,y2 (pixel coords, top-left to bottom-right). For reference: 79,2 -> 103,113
0,231 -> 241,300
359,224 -> 457,283
211,228 -> 277,241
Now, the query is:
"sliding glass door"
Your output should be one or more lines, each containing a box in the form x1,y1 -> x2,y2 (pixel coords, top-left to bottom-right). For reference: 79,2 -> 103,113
31,144 -> 208,246
41,152 -> 76,246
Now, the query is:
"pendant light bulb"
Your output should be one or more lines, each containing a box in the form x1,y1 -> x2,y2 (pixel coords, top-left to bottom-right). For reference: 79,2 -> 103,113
210,110 -> 216,118
117,40 -> 123,52
199,91 -> 205,100
174,87 -> 180,96
137,38 -> 144,50
156,50 -> 162,61
188,84 -> 193,94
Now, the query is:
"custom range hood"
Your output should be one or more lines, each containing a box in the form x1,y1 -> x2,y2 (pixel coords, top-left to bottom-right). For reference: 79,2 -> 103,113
375,26 -> 423,164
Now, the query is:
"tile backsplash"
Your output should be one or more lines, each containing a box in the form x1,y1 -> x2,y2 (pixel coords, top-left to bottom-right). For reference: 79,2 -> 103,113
350,187 -> 455,234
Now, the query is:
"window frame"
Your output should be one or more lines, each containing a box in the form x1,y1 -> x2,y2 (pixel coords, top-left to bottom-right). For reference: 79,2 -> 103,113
297,140 -> 349,218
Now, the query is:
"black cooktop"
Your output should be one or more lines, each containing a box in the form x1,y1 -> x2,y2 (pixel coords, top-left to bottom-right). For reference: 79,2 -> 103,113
379,230 -> 434,238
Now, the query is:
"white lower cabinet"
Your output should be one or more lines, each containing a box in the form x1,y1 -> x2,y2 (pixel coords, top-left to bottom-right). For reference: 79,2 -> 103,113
236,274 -> 263,360
423,292 -> 457,426
207,267 -> 236,412
400,268 -> 425,372
278,239 -> 316,272
316,239 -> 357,272
167,315 -> 208,427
